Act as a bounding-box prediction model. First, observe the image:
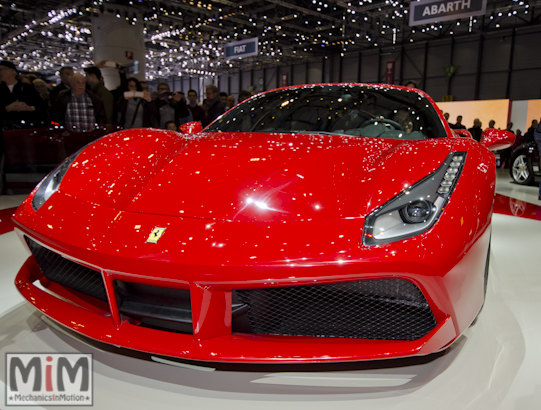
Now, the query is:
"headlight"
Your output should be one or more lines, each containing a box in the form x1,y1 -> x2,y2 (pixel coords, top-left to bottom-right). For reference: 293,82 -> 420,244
363,152 -> 466,246
32,150 -> 82,211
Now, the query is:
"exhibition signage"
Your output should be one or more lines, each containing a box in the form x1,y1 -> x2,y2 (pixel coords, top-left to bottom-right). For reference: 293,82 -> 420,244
409,0 -> 487,26
225,37 -> 259,59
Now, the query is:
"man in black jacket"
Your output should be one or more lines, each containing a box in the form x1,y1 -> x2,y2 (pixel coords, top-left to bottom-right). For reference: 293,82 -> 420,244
150,82 -> 191,129
524,119 -> 538,143
534,120 -> 541,200
450,115 -> 466,130
468,118 -> 483,142
54,73 -> 107,130
0,60 -> 48,186
203,84 -> 225,127
84,66 -> 114,125
0,61 -> 47,129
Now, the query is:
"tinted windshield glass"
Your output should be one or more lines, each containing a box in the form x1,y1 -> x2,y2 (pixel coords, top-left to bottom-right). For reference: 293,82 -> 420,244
205,85 -> 446,140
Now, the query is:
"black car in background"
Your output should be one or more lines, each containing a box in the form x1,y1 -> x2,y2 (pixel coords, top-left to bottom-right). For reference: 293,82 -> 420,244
510,141 -> 540,185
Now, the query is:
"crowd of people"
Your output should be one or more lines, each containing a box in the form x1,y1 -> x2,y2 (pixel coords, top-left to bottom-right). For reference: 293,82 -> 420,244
0,60 -> 253,133
2,65 -> 533,142
444,114 -> 515,167
0,59 -> 256,194
1,64 -> 540,195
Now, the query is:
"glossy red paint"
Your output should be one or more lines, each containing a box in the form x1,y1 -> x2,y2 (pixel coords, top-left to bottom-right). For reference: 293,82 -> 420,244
12,84 -> 514,363
481,128 -> 515,151
0,207 -> 16,235
454,129 -> 473,139
179,121 -> 202,134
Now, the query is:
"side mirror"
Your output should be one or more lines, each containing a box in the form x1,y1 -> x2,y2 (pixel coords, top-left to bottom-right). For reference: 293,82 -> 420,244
480,128 -> 515,151
179,121 -> 202,134
454,129 -> 473,139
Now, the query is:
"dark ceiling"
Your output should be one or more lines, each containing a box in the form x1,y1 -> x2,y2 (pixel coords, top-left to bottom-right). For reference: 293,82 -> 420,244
1,0 -> 539,80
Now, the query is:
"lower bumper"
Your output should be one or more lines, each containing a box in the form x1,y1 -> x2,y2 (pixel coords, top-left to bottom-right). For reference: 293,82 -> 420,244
16,255 -> 457,363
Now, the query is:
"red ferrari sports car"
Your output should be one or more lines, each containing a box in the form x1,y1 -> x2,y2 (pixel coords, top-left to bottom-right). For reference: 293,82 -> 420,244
13,84 -> 514,363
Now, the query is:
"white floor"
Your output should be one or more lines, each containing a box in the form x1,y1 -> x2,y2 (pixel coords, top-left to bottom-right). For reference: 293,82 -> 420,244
1,170 -> 540,410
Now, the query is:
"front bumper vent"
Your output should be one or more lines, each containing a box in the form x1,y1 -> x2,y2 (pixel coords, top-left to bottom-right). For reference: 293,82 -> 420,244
233,279 -> 437,341
115,281 -> 193,334
25,237 -> 107,301
25,237 -> 193,334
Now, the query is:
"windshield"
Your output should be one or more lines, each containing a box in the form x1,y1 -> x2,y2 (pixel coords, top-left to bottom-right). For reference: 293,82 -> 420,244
204,84 -> 446,140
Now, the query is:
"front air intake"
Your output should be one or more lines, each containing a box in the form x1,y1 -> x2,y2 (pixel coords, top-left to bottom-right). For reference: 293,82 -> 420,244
233,279 -> 437,341
114,281 -> 193,334
25,237 -> 107,301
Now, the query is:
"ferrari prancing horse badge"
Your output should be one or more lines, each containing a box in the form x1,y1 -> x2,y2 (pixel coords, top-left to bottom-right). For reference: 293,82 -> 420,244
147,227 -> 166,243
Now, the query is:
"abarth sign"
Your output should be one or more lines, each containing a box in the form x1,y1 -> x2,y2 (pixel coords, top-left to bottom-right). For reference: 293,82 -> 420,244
410,0 -> 487,26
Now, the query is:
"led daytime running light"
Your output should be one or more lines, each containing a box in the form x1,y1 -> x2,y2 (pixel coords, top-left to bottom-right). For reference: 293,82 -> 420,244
438,155 -> 465,195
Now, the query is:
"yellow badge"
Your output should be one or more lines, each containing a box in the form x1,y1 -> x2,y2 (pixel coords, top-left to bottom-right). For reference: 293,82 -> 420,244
147,227 -> 166,244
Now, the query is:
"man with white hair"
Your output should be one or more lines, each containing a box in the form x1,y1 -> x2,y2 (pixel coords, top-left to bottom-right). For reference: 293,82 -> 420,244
54,73 -> 107,131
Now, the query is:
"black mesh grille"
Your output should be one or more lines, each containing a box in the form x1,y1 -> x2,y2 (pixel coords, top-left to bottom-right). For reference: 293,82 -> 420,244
234,279 -> 437,341
25,237 -> 107,301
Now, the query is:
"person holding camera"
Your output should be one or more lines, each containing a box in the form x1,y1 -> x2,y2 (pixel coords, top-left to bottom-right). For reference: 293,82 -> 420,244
150,82 -> 192,129
115,77 -> 154,129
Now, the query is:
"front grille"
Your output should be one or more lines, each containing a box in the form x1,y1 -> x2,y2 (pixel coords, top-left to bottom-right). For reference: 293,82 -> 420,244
25,237 -> 107,301
115,281 -> 193,334
233,279 -> 437,341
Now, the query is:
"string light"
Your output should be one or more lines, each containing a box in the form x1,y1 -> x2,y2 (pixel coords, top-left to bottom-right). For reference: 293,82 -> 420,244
0,0 -> 533,77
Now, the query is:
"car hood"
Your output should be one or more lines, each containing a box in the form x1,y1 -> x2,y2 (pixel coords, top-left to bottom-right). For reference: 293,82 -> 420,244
60,129 -> 454,222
